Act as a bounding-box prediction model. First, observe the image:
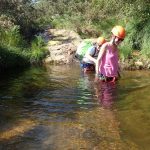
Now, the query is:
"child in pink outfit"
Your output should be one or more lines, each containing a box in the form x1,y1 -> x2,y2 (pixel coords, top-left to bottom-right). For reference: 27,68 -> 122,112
96,26 -> 126,82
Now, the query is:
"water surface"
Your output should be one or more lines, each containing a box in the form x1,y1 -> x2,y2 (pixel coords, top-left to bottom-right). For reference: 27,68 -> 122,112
0,64 -> 150,150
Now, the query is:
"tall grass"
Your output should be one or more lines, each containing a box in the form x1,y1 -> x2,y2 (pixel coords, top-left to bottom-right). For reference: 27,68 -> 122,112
0,25 -> 24,48
0,25 -> 47,70
141,22 -> 150,58
30,36 -> 47,64
119,19 -> 150,60
120,41 -> 132,61
118,22 -> 134,61
141,34 -> 150,59
0,25 -> 29,70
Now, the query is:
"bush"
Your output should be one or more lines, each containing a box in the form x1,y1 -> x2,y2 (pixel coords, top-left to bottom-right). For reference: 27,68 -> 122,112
30,36 -> 47,64
141,22 -> 150,58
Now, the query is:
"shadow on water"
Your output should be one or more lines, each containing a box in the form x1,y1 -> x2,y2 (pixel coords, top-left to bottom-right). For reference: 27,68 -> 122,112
0,64 -> 100,149
0,65 -> 150,150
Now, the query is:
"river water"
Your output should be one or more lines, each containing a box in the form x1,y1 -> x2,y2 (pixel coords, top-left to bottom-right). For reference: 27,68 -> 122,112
0,64 -> 150,150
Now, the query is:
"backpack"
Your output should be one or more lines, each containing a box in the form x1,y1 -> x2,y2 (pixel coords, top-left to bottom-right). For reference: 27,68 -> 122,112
75,39 -> 96,61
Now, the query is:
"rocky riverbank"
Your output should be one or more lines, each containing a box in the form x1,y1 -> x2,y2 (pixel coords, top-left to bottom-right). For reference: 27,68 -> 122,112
42,28 -> 82,64
42,28 -> 150,70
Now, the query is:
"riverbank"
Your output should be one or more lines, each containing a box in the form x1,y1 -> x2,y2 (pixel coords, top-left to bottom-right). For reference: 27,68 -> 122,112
42,28 -> 150,70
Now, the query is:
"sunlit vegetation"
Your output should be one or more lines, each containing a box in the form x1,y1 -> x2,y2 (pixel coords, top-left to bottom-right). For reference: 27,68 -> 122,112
0,0 -> 149,70
0,0 -> 46,70
34,0 -> 150,60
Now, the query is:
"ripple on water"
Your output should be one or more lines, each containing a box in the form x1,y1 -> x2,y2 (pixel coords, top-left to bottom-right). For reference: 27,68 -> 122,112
0,67 -> 150,150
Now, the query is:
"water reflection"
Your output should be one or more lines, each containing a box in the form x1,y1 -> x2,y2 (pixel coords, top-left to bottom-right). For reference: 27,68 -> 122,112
94,79 -> 118,109
0,66 -> 150,150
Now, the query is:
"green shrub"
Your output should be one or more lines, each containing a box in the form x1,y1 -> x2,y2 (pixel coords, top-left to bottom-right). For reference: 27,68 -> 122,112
120,41 -> 132,61
0,25 -> 25,48
30,36 -> 47,64
141,22 -> 150,58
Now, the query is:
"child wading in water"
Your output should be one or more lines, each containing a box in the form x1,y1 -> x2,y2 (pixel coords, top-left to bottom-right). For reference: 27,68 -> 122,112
95,26 -> 126,82
81,37 -> 106,73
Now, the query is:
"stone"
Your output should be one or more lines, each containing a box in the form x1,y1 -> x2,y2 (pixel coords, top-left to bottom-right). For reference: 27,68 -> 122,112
43,29 -> 82,64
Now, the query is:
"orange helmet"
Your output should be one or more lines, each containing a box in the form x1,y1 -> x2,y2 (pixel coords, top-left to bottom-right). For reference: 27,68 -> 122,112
111,25 -> 126,39
97,37 -> 106,45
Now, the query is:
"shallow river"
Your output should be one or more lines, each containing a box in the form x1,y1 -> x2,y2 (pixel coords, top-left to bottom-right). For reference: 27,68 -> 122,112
0,64 -> 150,150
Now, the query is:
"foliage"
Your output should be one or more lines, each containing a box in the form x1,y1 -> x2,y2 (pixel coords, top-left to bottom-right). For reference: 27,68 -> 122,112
0,0 -> 39,40
0,25 -> 25,48
120,40 -> 132,61
0,0 -> 47,69
0,0 -> 150,69
35,0 -> 123,38
0,16 -> 47,69
30,36 -> 47,64
0,34 -> 47,69
34,0 -> 149,61
141,22 -> 150,58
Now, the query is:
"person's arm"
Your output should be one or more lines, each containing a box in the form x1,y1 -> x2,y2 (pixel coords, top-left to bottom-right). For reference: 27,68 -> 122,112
85,53 -> 97,64
95,44 -> 107,74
